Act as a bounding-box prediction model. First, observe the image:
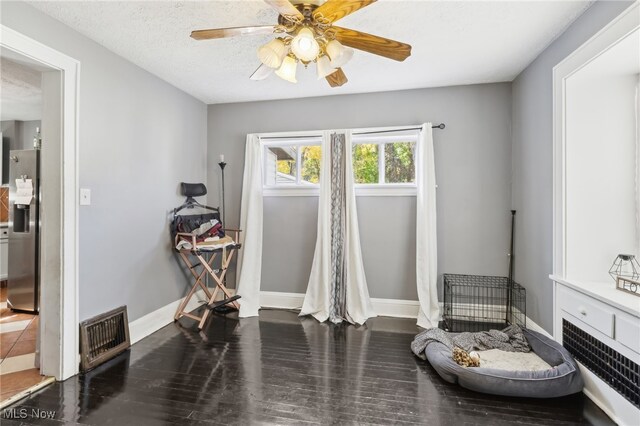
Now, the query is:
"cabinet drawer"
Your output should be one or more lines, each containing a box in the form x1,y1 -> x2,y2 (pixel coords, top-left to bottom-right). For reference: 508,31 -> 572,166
558,287 -> 615,338
616,314 -> 640,353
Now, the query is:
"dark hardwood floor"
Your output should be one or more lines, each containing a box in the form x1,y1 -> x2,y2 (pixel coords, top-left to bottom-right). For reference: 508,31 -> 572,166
2,309 -> 613,425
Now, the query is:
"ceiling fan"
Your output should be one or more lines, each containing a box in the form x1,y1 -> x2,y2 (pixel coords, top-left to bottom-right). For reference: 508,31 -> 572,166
190,0 -> 412,87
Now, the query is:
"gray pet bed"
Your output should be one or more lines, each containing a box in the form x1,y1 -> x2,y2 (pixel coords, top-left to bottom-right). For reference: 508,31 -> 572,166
424,329 -> 584,398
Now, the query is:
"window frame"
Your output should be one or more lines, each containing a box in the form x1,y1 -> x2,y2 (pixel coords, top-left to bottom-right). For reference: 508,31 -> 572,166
261,135 -> 323,197
259,127 -> 421,197
351,132 -> 419,196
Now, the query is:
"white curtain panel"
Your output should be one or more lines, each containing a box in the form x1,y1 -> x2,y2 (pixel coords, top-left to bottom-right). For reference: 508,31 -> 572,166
236,134 -> 263,317
416,123 -> 440,328
301,130 -> 376,324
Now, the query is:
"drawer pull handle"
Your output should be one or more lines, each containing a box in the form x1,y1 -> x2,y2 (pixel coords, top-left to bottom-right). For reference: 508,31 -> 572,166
578,307 -> 587,316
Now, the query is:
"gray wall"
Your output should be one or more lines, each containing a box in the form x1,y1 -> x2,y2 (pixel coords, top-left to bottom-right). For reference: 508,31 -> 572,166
18,120 -> 41,149
1,120 -> 40,149
1,2 -> 208,322
1,120 -> 40,184
1,121 -> 17,148
208,83 -> 513,299
1,121 -> 17,184
511,0 -> 634,332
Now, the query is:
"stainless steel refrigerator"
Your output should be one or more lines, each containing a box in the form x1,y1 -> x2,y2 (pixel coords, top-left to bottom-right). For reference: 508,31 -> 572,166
7,149 -> 40,313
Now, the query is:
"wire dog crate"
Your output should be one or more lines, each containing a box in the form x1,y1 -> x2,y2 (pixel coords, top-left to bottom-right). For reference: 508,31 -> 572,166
442,274 -> 526,332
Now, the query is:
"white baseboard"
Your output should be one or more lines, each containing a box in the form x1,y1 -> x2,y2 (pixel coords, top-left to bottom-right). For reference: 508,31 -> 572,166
260,291 -> 304,310
129,289 -> 206,344
260,291 -> 421,319
524,316 -> 552,337
371,297 -> 420,318
260,291 -> 556,334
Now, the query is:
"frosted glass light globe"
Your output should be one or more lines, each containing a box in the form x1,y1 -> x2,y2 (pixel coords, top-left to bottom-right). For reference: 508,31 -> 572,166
258,38 -> 288,69
326,39 -> 354,68
291,28 -> 320,62
316,55 -> 338,79
275,56 -> 298,83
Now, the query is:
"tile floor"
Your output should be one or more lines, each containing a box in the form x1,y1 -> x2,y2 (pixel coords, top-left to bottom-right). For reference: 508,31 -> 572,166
0,285 -> 49,404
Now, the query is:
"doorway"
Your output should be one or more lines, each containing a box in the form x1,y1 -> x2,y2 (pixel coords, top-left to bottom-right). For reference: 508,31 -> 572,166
0,25 -> 80,403
0,48 -> 59,405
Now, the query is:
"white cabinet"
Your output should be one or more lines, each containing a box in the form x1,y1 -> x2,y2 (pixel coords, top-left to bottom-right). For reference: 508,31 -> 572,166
553,278 -> 640,426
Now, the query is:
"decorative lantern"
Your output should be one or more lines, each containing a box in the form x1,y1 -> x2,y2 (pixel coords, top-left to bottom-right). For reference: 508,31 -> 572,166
610,254 -> 640,296
609,254 -> 640,281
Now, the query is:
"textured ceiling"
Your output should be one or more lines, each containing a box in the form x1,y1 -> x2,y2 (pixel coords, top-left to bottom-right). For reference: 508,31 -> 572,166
1,57 -> 42,121
28,0 -> 593,104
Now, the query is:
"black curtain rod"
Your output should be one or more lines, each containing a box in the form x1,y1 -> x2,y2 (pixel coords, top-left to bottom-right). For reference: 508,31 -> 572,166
261,124 -> 446,140
353,124 -> 445,136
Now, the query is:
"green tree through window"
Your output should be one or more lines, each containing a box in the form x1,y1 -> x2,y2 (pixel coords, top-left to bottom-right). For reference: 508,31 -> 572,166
301,145 -> 321,183
385,142 -> 415,183
353,143 -> 379,183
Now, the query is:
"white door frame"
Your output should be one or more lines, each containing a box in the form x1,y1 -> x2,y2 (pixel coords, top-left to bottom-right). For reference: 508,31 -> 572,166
1,25 -> 80,380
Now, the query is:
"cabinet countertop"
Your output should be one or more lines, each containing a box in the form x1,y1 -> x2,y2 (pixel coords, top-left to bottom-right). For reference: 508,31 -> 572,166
550,274 -> 640,317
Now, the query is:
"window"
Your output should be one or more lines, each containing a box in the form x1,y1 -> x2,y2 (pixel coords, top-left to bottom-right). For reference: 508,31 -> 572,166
352,133 -> 418,195
262,130 -> 419,196
263,138 -> 322,194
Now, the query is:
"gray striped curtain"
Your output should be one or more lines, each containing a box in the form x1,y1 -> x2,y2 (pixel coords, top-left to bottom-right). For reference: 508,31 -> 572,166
329,133 -> 347,322
301,131 -> 375,325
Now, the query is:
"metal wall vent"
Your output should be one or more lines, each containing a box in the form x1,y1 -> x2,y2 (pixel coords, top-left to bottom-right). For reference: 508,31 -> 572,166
80,306 -> 130,372
562,319 -> 639,408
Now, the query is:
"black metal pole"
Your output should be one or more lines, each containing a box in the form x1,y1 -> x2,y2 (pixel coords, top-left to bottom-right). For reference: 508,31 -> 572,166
507,210 -> 516,324
218,161 -> 226,226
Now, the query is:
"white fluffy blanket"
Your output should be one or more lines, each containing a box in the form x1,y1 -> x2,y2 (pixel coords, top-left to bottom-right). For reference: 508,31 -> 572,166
478,349 -> 552,371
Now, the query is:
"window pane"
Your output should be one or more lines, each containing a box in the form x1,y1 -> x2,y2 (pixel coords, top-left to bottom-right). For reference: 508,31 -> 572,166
385,141 -> 415,183
266,146 -> 297,185
353,143 -> 379,184
300,145 -> 321,184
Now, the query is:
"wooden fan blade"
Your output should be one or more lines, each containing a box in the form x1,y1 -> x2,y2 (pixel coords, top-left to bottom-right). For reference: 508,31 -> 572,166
333,26 -> 411,62
326,68 -> 348,87
263,0 -> 304,20
191,25 -> 275,40
313,0 -> 376,23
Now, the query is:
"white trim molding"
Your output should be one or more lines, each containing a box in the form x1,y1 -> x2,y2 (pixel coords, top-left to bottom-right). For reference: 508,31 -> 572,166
370,297 -> 420,318
260,291 -> 305,310
129,290 -> 207,344
1,25 -> 80,381
260,291 -> 421,318
259,291 -> 549,329
262,186 -> 417,197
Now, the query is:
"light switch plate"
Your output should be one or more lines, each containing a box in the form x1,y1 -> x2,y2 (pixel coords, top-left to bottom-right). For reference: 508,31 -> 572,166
80,188 -> 91,205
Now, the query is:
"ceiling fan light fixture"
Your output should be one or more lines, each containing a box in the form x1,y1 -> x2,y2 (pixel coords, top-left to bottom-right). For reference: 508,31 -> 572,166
191,0 -> 412,88
291,27 -> 320,62
258,37 -> 288,69
275,55 -> 298,83
326,40 -> 354,68
316,55 -> 338,80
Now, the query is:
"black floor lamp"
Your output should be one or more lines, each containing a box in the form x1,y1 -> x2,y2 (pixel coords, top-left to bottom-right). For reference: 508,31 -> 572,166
218,155 -> 226,226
